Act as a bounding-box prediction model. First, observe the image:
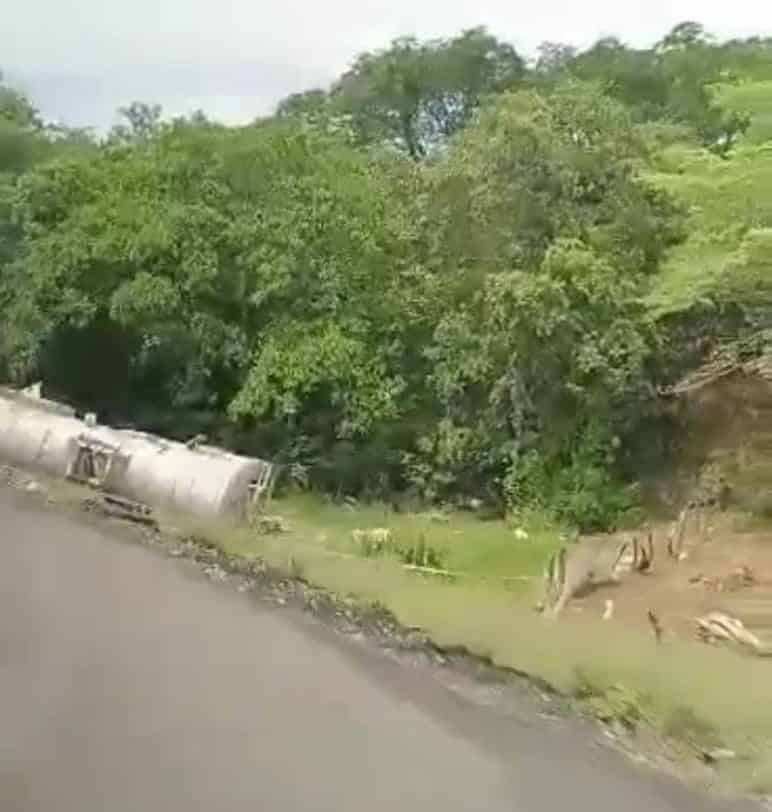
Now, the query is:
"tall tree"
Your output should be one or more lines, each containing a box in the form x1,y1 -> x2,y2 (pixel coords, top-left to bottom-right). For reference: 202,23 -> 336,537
108,101 -> 164,144
533,42 -> 577,77
276,89 -> 329,121
656,21 -> 712,52
0,71 -> 44,173
0,73 -> 41,130
334,27 -> 525,159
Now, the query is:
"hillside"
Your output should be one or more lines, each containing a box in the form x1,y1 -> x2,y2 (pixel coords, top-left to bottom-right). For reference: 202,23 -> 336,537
646,79 -> 772,320
715,79 -> 772,145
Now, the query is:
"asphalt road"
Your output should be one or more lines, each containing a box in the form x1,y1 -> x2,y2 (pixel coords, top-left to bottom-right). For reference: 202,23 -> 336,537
0,489 -> 756,811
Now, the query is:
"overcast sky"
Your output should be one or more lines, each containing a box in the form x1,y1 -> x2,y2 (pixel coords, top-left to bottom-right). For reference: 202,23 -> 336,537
3,0 -> 772,131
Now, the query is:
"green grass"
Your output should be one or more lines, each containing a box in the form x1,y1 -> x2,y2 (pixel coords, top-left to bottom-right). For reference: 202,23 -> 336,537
178,492 -> 772,792
641,79 -> 772,321
645,140 -> 772,318
715,79 -> 772,145
224,492 -> 563,585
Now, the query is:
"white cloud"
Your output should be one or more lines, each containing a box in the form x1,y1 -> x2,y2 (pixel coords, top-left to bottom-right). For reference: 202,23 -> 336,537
3,0 -> 772,128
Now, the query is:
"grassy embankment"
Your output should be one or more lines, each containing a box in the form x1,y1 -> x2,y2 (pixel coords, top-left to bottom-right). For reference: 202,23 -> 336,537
201,491 -> 771,791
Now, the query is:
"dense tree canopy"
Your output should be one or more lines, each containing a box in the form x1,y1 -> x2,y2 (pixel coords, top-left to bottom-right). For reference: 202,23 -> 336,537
1,72 -> 43,174
330,27 -> 525,159
2,22 -> 772,527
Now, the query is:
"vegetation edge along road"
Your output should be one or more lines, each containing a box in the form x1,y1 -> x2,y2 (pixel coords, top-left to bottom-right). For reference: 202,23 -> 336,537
1,464 -> 766,804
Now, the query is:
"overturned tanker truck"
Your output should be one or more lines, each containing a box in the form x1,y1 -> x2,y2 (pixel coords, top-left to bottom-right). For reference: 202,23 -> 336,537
0,386 -> 277,522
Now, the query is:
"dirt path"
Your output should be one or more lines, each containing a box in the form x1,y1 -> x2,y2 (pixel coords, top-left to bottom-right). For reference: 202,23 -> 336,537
0,490 -> 756,811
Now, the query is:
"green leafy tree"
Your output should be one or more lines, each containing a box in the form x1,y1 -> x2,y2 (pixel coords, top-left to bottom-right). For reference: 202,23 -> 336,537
0,74 -> 41,130
275,89 -> 356,142
534,42 -> 577,75
223,125 -> 424,445
657,21 -> 712,52
408,82 -> 684,518
0,72 -> 56,381
4,123 -> 249,409
0,71 -> 45,173
568,25 -> 751,153
3,118 -> 426,478
276,89 -> 329,121
108,101 -> 164,144
334,27 -> 525,158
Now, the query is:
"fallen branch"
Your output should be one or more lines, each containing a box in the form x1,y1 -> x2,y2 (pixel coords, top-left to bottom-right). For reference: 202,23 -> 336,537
400,563 -> 533,584
695,611 -> 772,656
402,564 -> 456,580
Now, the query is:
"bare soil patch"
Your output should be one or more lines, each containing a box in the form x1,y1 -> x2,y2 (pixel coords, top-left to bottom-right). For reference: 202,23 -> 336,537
562,513 -> 772,653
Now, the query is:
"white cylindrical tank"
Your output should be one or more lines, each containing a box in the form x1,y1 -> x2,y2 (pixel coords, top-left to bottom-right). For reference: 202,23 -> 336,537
99,429 -> 274,521
0,387 -> 82,478
0,388 -> 274,521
